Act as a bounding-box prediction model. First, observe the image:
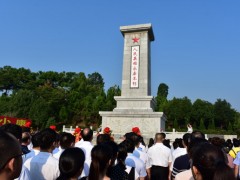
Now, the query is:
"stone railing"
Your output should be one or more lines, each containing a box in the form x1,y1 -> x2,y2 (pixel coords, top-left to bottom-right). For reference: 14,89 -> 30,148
62,125 -> 237,143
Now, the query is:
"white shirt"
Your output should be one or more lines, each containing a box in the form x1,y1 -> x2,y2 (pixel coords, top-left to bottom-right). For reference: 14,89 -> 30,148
147,142 -> 172,168
23,149 -> 40,163
170,147 -> 187,171
24,152 -> 60,180
75,141 -> 93,177
53,147 -> 65,160
75,138 -> 84,147
125,153 -> 147,178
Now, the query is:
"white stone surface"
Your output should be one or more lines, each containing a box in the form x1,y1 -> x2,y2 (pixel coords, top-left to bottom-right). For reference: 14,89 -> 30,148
100,23 -> 165,136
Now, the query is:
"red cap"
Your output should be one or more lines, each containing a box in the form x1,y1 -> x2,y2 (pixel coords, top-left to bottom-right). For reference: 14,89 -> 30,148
75,127 -> 81,133
103,127 -> 111,134
50,125 -> 56,131
25,122 -> 31,128
132,127 -> 141,135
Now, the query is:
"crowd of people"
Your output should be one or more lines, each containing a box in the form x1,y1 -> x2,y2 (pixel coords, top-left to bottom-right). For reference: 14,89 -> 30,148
0,123 -> 238,180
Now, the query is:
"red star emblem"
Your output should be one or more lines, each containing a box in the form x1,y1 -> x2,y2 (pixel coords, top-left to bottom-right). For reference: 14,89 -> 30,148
132,37 -> 139,43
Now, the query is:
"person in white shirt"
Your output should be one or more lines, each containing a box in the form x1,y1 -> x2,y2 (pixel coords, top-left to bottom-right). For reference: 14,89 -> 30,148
147,133 -> 172,180
124,138 -> 147,180
170,136 -> 189,171
23,132 -> 41,163
131,134 -> 148,166
187,124 -> 193,133
75,127 -> 94,178
53,132 -> 75,160
24,128 -> 60,180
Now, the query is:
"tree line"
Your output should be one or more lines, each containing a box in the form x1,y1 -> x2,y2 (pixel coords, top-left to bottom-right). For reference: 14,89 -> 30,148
0,66 -> 120,129
0,66 -> 239,134
156,83 -> 240,134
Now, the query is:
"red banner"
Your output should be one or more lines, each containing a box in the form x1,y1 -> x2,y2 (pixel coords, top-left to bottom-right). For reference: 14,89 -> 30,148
0,116 -> 32,127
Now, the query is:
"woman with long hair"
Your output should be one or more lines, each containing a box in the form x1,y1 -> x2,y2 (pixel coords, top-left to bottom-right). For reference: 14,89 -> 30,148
88,144 -> 112,180
57,147 -> 85,180
110,142 -> 135,180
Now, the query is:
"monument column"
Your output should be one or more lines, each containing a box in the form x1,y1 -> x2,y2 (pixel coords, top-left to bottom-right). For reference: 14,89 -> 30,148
114,24 -> 155,112
100,24 -> 166,138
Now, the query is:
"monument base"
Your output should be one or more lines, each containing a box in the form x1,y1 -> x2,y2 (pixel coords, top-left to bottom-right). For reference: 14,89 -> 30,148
99,111 -> 166,138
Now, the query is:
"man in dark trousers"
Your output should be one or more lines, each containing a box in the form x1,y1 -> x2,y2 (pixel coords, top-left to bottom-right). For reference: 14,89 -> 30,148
147,133 -> 172,180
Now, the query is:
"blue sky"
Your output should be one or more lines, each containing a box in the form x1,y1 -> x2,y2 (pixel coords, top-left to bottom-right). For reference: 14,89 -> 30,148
0,1 -> 239,111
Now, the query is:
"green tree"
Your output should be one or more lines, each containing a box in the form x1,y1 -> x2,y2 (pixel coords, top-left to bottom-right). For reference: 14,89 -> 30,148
214,99 -> 236,129
156,83 -> 168,112
227,121 -> 233,132
208,118 -> 215,130
0,66 -> 18,95
173,118 -> 178,129
105,85 -> 121,110
199,118 -> 206,130
165,97 -> 192,128
9,89 -> 35,118
191,99 -> 214,128
29,97 -> 51,128
59,106 -> 68,124
45,117 -> 56,129
0,95 -> 11,115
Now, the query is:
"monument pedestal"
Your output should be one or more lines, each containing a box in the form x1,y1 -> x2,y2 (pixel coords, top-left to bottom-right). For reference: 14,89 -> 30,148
100,111 -> 166,138
100,24 -> 166,137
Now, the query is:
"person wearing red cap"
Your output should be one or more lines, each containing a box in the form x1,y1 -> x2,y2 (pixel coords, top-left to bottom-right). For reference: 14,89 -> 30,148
103,127 -> 114,141
132,127 -> 141,136
49,125 -> 56,131
132,127 -> 146,152
73,127 -> 82,143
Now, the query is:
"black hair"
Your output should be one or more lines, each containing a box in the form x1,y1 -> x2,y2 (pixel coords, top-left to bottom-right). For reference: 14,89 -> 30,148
148,138 -> 154,148
183,133 -> 191,147
138,135 -> 146,146
38,128 -> 57,150
31,132 -> 41,148
129,133 -> 141,147
117,141 -> 128,167
163,139 -> 171,149
233,138 -> 240,147
21,132 -> 31,143
190,130 -> 205,140
59,132 -> 75,149
88,144 -> 112,180
176,138 -> 184,148
122,139 -> 135,153
81,128 -> 93,141
57,148 -> 85,180
0,123 -> 22,140
96,134 -> 111,145
110,142 -> 135,180
160,132 -> 166,139
124,132 -> 135,140
192,143 -> 234,180
173,141 -> 179,150
188,138 -> 208,158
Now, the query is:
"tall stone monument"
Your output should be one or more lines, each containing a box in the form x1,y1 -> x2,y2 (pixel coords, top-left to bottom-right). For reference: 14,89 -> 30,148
99,24 -> 166,137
